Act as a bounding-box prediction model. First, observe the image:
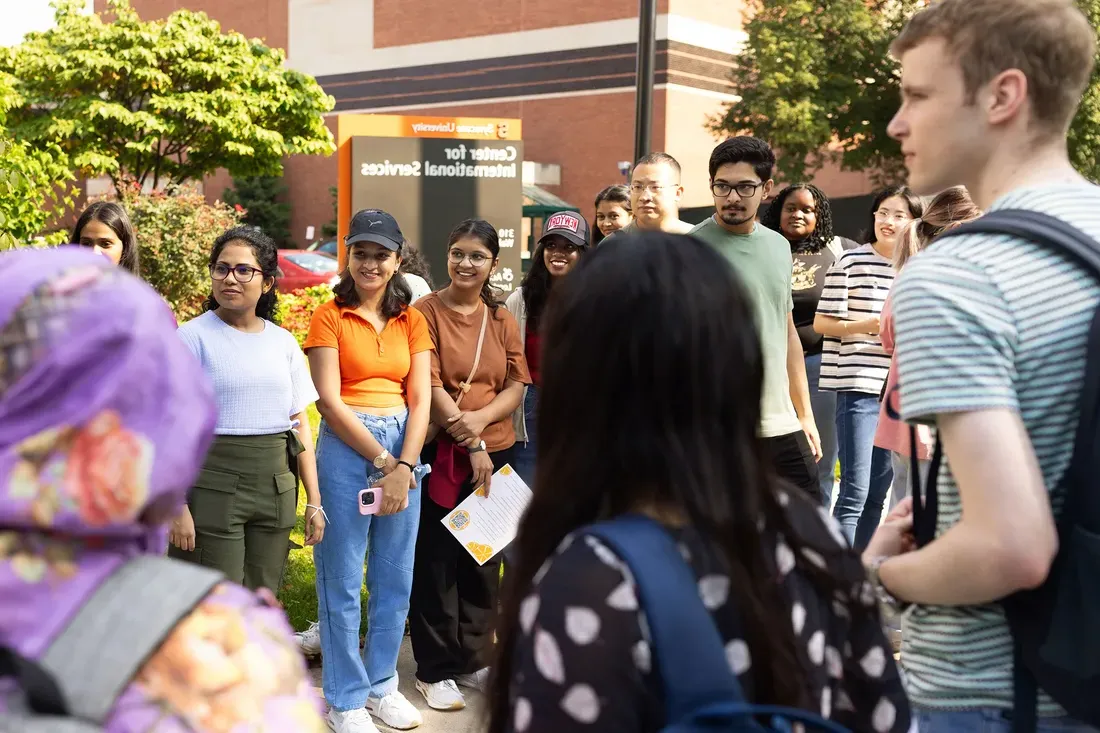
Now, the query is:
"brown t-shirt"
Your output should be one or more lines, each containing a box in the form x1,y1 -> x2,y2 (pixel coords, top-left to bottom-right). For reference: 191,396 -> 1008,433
414,293 -> 531,452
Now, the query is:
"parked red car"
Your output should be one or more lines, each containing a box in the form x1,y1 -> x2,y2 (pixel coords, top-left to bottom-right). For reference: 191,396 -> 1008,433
276,250 -> 340,293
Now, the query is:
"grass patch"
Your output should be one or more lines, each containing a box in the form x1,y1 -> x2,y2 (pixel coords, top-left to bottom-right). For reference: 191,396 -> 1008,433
277,403 -> 370,632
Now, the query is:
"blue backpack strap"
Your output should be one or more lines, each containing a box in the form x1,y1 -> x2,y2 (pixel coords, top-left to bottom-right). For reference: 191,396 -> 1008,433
585,515 -> 742,725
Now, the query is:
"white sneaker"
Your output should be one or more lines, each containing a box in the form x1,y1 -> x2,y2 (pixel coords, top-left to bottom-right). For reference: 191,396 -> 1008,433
327,707 -> 380,733
367,690 -> 424,729
296,621 -> 321,657
415,678 -> 466,711
454,667 -> 490,693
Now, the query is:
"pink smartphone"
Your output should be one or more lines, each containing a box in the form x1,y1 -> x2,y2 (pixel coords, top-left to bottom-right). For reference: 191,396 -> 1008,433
358,488 -> 382,515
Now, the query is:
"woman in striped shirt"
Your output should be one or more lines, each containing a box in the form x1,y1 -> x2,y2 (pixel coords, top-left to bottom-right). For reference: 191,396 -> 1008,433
813,187 -> 923,548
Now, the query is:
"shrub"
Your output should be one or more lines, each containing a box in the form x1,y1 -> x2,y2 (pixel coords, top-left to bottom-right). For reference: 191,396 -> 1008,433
276,284 -> 334,345
120,183 -> 243,320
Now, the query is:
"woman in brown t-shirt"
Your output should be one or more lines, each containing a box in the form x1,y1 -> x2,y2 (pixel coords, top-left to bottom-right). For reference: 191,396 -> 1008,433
410,218 -> 531,713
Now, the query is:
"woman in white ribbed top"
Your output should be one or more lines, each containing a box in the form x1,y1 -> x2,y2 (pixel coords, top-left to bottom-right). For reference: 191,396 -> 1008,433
169,226 -> 325,592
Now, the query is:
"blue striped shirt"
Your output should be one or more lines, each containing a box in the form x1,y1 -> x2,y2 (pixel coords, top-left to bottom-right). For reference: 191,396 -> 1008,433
892,182 -> 1100,714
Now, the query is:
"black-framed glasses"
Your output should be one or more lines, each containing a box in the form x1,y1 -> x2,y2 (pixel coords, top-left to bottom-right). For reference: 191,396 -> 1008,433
210,263 -> 264,283
711,181 -> 765,198
448,250 -> 491,267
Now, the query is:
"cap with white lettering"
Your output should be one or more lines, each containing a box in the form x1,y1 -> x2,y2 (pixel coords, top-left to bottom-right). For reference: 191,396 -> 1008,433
345,209 -> 403,251
538,211 -> 590,248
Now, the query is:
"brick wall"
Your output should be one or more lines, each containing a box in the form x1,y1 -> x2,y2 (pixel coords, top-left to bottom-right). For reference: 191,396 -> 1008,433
97,0 -> 287,49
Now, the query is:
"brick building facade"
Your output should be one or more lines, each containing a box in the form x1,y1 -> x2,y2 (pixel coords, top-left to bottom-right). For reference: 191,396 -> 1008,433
97,0 -> 876,247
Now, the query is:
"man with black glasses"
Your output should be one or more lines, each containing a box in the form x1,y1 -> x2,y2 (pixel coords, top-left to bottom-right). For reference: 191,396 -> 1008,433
691,136 -> 822,497
610,152 -> 695,236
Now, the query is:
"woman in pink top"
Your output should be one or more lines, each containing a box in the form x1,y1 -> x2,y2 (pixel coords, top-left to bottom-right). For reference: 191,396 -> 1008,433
870,186 -> 981,515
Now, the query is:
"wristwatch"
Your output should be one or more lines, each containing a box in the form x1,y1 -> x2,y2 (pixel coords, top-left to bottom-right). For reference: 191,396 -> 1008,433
373,449 -> 390,469
468,440 -> 487,453
865,556 -> 907,615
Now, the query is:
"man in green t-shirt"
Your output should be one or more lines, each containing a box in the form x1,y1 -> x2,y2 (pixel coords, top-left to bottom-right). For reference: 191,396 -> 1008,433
690,136 -> 821,497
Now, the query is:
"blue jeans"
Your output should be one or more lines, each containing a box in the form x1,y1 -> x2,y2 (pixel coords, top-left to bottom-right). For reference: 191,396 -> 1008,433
805,353 -> 838,506
915,708 -> 1098,732
314,411 -> 423,712
832,391 -> 893,549
511,385 -> 538,486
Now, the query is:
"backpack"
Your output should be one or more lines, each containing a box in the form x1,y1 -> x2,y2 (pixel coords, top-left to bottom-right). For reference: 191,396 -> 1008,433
585,515 -> 849,733
0,555 -> 223,732
908,209 -> 1100,732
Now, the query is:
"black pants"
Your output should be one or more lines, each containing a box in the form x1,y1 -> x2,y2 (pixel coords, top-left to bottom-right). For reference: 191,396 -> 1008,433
762,430 -> 818,498
410,442 -> 514,683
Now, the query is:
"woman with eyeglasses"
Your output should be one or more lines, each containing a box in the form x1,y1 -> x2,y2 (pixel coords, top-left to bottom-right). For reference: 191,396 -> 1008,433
813,186 -> 924,548
170,226 -> 324,591
410,219 -> 530,714
505,212 -> 591,485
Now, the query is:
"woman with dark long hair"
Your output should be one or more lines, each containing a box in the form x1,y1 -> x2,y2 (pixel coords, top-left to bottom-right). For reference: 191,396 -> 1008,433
303,209 -> 433,733
592,184 -> 633,245
762,183 -> 851,506
71,201 -> 140,273
505,211 -> 591,484
814,186 -> 924,548
170,226 -> 324,593
488,232 -> 909,733
410,219 -> 530,714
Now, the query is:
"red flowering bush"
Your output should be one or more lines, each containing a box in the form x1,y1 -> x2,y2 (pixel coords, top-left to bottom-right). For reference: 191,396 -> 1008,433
120,183 -> 244,320
275,285 -> 333,345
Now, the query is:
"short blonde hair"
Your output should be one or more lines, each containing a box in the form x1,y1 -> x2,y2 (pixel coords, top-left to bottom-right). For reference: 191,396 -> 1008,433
892,0 -> 1096,134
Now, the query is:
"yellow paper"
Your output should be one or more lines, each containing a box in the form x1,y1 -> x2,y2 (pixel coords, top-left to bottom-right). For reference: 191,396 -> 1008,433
441,463 -> 532,566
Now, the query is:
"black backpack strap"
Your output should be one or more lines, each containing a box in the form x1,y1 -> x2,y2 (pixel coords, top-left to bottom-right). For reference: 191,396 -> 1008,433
37,556 -> 222,724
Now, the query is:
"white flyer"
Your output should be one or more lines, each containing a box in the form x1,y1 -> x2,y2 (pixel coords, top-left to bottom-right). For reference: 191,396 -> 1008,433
441,463 -> 532,565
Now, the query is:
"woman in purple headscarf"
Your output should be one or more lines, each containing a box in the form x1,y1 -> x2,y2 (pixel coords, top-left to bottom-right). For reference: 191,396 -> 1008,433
0,248 -> 325,731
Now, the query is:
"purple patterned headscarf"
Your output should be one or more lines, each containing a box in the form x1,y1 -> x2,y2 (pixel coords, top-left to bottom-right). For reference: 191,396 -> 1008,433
0,247 -> 216,659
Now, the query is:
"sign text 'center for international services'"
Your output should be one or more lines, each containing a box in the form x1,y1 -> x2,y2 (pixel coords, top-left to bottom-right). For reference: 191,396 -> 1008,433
360,144 -> 519,179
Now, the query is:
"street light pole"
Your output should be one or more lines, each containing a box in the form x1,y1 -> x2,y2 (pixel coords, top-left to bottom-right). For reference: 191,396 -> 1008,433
633,0 -> 657,164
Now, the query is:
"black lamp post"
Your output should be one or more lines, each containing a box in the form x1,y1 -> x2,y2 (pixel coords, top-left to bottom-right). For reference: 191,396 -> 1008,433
633,0 -> 657,164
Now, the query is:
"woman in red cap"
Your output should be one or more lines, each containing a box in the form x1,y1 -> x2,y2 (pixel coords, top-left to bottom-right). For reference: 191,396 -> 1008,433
505,211 -> 591,485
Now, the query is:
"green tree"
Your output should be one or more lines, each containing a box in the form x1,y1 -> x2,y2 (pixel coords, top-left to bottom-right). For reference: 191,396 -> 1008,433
713,0 -> 1100,183
224,175 -> 292,246
0,0 -> 336,191
0,71 -> 75,249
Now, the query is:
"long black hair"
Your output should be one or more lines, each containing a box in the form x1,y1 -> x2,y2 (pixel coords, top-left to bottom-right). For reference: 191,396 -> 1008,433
203,226 -> 279,322
520,236 -> 590,330
761,183 -> 835,253
71,201 -> 140,274
592,184 -> 631,246
332,240 -> 411,318
447,218 -> 500,309
863,185 -> 924,244
488,232 -> 848,731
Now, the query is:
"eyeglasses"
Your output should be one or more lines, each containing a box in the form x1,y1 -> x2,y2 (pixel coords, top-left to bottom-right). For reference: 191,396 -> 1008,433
874,210 -> 913,224
630,182 -> 678,195
211,263 -> 264,283
711,181 -> 765,199
448,250 -> 491,267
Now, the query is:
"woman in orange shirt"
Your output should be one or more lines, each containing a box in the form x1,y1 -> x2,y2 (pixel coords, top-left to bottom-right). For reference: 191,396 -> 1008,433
410,219 -> 530,713
303,209 -> 434,733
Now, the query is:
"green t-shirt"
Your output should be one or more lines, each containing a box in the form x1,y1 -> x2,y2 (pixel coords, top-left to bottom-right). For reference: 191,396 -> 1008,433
690,217 -> 800,438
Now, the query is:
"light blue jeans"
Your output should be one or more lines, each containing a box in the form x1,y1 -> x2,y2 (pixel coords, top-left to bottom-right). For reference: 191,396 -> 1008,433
314,411 -> 423,712
511,385 -> 538,487
915,708 -> 1098,732
832,390 -> 894,549
805,353 -> 838,506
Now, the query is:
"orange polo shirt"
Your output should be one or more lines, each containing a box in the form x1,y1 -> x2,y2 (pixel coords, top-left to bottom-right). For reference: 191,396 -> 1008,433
304,300 -> 434,409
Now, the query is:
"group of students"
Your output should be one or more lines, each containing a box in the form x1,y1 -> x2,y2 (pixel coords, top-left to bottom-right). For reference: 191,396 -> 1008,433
3,1 -> 1099,731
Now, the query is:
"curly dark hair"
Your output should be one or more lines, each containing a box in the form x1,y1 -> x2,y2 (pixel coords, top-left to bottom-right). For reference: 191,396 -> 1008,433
761,183 -> 834,254
399,243 -> 435,290
203,226 -> 279,322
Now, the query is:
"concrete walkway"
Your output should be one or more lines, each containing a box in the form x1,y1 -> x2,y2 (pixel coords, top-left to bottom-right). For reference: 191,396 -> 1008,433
309,637 -> 488,733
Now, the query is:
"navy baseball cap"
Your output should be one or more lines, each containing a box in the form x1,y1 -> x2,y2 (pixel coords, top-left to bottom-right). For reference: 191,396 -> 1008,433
538,211 -> 589,248
345,209 -> 403,251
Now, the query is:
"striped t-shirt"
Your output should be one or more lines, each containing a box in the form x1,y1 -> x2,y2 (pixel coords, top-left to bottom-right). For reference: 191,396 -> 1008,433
892,181 -> 1100,714
816,244 -> 895,394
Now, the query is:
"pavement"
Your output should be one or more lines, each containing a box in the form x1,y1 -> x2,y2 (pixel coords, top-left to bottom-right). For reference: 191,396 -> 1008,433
308,637 -> 488,733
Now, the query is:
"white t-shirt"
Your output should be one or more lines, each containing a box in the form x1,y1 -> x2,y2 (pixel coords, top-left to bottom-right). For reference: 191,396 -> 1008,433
402,273 -> 432,303
177,311 -> 319,435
